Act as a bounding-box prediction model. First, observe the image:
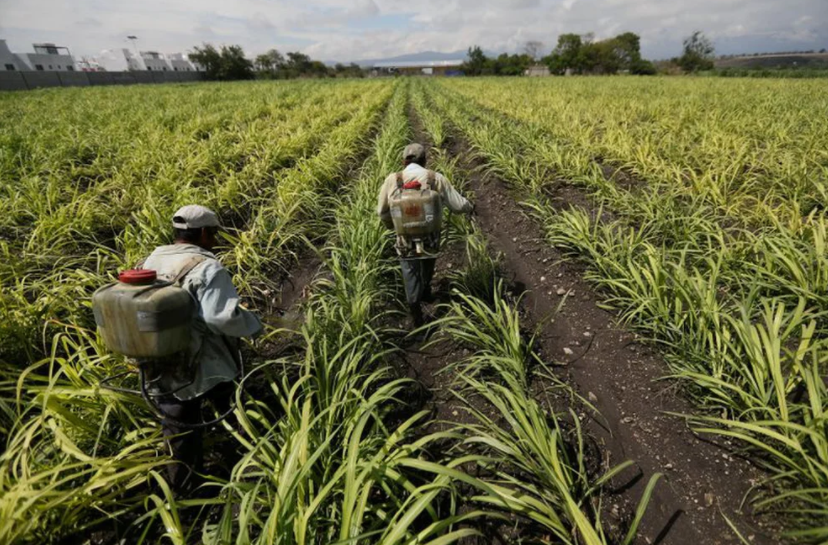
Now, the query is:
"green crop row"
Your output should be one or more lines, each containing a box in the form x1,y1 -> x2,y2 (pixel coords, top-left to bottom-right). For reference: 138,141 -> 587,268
414,107 -> 661,544
0,79 -> 397,543
0,80 -> 395,365
422,76 -> 828,541
1,78 -> 664,545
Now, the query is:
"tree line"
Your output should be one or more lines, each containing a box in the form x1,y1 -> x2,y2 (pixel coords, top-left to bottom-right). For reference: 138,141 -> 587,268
188,44 -> 364,81
254,49 -> 364,79
719,48 -> 827,58
189,30 -> 722,81
461,48 -> 536,76
463,30 -> 718,76
543,32 -> 656,74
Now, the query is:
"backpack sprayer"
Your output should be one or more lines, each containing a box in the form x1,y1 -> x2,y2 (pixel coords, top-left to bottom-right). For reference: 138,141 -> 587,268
92,267 -> 240,429
388,171 -> 443,257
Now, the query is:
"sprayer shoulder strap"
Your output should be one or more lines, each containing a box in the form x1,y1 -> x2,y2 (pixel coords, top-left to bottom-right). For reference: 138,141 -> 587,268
171,255 -> 211,286
395,172 -> 404,189
426,170 -> 436,190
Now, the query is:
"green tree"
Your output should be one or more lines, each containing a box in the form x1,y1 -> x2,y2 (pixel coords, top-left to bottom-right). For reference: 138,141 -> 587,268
581,39 -> 620,73
308,60 -> 330,77
190,44 -> 254,80
630,58 -> 657,75
189,44 -> 222,79
254,50 -> 343,79
493,53 -> 533,75
220,45 -> 254,80
333,63 -> 365,78
255,49 -> 285,73
612,32 -> 643,70
544,31 -> 655,75
255,54 -> 273,72
463,46 -> 489,76
286,52 -> 312,72
678,31 -> 715,72
545,34 -> 584,74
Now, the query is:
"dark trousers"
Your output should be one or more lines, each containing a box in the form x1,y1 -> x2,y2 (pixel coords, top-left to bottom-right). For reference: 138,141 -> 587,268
400,257 -> 436,305
157,381 -> 234,492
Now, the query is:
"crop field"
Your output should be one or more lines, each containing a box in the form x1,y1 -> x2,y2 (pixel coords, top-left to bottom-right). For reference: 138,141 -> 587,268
0,76 -> 826,544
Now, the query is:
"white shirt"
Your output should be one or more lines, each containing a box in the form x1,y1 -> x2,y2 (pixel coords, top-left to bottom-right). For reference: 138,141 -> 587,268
377,164 -> 473,224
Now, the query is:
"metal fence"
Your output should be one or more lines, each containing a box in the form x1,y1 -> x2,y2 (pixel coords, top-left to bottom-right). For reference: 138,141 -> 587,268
0,70 -> 204,91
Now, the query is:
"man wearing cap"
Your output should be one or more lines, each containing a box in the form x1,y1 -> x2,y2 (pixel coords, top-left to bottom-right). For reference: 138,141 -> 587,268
377,144 -> 473,327
140,204 -> 263,492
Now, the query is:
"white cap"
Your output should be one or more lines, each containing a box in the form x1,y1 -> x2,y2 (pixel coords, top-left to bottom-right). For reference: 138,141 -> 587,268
403,143 -> 426,163
172,205 -> 220,230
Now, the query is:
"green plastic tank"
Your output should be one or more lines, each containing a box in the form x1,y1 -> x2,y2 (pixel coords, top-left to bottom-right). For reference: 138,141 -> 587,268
389,188 -> 443,238
92,269 -> 194,359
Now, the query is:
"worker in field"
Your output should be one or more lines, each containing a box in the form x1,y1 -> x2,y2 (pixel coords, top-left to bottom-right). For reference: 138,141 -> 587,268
378,143 -> 473,327
140,205 -> 263,492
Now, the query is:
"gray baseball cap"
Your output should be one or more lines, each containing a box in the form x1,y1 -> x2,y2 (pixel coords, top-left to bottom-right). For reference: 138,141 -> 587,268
403,143 -> 426,162
172,205 -> 220,229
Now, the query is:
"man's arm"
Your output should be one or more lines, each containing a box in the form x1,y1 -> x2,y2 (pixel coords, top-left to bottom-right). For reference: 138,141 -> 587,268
377,177 -> 395,229
199,269 -> 263,338
438,175 -> 473,214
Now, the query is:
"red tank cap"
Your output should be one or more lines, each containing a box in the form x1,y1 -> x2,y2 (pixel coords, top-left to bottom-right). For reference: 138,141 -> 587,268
118,269 -> 157,284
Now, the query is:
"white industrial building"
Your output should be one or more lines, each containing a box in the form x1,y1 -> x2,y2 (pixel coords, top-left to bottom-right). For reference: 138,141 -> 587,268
525,64 -> 551,77
169,53 -> 198,72
140,51 -> 171,71
20,43 -> 77,71
76,56 -> 104,72
95,49 -> 197,72
1,41 -> 76,71
0,40 -> 28,71
124,49 -> 144,71
1,39 -> 198,74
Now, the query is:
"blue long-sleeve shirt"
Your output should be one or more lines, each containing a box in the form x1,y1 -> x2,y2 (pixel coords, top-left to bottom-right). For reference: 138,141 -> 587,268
142,244 -> 262,400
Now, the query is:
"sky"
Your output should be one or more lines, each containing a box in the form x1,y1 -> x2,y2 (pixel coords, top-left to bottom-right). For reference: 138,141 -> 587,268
0,0 -> 826,63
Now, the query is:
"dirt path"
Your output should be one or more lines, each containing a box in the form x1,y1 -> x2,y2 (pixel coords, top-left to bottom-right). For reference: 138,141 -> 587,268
273,252 -> 323,324
405,108 -> 774,542
394,241 -> 472,418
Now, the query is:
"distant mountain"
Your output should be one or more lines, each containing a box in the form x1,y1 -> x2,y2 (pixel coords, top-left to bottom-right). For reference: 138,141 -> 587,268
338,49 -> 498,67
715,51 -> 828,69
358,50 -> 467,65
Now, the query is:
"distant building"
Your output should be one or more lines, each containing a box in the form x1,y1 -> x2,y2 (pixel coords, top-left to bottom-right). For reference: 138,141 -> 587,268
168,53 -> 197,72
76,56 -> 104,72
372,59 -> 464,76
3,42 -> 78,71
139,51 -> 171,71
0,40 -> 28,71
124,49 -> 144,71
19,43 -> 77,71
525,64 -> 550,77
92,48 -> 199,72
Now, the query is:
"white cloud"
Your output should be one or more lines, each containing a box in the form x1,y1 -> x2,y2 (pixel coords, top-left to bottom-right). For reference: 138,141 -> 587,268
0,0 -> 825,62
